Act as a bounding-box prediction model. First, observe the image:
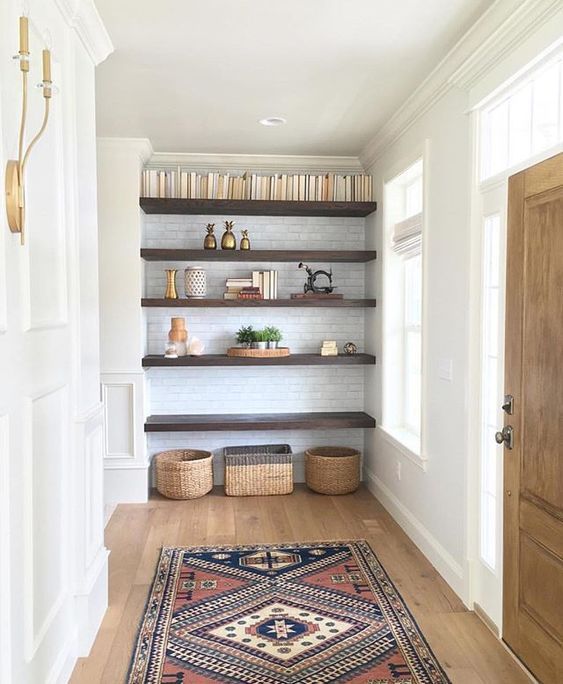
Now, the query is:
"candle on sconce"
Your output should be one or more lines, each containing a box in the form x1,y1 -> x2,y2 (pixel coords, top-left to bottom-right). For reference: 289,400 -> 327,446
19,16 -> 29,54
42,49 -> 51,82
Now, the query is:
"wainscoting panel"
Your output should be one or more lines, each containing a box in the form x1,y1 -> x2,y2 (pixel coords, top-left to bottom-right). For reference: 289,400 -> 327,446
25,384 -> 69,659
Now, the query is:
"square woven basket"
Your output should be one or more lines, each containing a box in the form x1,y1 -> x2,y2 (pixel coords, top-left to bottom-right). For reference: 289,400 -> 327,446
223,444 -> 293,496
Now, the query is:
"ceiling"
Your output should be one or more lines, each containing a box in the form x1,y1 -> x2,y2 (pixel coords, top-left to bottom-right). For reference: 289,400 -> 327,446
95,0 -> 493,156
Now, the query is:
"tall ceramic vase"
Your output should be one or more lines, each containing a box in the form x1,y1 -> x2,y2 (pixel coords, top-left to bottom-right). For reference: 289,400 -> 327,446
164,269 -> 178,299
184,266 -> 206,298
168,317 -> 188,356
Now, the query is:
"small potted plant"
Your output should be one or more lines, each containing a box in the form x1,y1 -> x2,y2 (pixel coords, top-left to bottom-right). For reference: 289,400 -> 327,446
264,326 -> 283,349
236,325 -> 254,348
252,329 -> 268,349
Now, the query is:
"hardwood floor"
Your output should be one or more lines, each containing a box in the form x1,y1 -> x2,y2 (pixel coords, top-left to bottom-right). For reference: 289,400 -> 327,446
70,485 -> 532,683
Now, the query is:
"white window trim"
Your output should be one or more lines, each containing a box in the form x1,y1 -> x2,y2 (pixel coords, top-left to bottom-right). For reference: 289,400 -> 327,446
381,141 -> 429,470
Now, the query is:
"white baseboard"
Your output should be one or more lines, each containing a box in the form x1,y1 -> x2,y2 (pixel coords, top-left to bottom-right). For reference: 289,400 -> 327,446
104,463 -> 149,503
364,467 -> 467,603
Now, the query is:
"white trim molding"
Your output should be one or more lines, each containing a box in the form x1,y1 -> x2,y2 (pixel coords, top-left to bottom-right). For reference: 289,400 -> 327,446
146,151 -> 365,173
96,137 -> 153,164
54,0 -> 113,65
365,467 -> 467,602
360,0 -> 562,169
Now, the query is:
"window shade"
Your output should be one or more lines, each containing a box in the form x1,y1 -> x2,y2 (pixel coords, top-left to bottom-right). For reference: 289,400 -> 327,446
391,212 -> 422,257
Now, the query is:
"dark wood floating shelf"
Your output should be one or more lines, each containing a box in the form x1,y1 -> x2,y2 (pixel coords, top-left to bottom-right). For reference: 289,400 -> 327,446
140,198 -> 377,218
141,248 -> 377,263
144,411 -> 376,432
142,353 -> 376,367
142,298 -> 376,308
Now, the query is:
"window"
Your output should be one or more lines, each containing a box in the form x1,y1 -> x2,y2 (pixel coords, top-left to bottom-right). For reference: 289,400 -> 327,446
382,159 -> 424,456
481,49 -> 563,179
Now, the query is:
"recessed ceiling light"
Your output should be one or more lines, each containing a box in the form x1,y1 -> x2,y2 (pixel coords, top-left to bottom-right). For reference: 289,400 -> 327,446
258,116 -> 287,127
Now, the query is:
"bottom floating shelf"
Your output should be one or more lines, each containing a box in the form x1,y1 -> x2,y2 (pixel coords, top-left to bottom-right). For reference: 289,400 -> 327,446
144,411 -> 376,432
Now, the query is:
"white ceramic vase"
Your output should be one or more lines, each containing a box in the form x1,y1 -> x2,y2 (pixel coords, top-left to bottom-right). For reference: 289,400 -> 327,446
184,266 -> 206,298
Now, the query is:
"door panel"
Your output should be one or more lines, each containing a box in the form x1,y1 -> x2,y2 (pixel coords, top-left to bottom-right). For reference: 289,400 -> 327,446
503,152 -> 563,682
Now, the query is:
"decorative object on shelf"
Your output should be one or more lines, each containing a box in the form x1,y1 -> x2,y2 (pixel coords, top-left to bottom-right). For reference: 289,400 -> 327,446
263,326 -> 282,349
291,263 -> 343,299
320,340 -> 338,356
240,229 -> 251,250
155,449 -> 213,500
203,223 -> 217,249
227,346 -> 290,358
305,446 -> 361,495
184,266 -> 206,298
164,341 -> 178,359
251,329 -> 268,350
164,269 -> 179,299
344,341 -> 357,355
168,316 -> 188,356
221,220 -> 236,249
187,337 -> 205,356
235,325 -> 255,348
300,262 -> 334,294
224,444 -> 293,496
5,15 -> 54,245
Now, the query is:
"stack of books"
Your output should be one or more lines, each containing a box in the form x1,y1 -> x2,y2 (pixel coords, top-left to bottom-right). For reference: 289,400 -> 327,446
223,278 -> 255,300
222,273 -> 279,300
141,169 -> 373,202
252,271 -> 278,300
320,341 -> 339,356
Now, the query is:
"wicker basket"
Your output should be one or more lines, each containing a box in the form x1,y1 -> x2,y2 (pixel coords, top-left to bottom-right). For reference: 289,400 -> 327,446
155,449 -> 213,500
305,446 -> 360,495
224,444 -> 293,496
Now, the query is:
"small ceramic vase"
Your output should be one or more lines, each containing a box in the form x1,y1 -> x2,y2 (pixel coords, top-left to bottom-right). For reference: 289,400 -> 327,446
266,341 -> 278,349
164,341 -> 178,359
184,266 -> 206,298
169,317 -> 188,356
252,341 -> 267,350
221,220 -> 236,250
204,223 -> 217,250
164,269 -> 178,299
240,229 -> 250,250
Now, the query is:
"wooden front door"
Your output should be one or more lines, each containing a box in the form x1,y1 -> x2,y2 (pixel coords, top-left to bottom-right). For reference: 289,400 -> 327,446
503,152 -> 563,682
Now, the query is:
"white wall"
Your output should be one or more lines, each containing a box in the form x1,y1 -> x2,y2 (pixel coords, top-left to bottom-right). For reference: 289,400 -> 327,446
0,0 -> 111,681
362,0 -> 563,608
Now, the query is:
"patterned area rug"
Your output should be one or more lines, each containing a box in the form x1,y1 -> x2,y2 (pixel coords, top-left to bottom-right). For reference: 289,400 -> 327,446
128,541 -> 450,683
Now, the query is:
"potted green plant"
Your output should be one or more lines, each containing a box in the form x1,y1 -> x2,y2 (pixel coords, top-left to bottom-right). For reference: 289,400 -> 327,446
252,329 -> 268,350
264,325 -> 283,349
236,325 -> 254,348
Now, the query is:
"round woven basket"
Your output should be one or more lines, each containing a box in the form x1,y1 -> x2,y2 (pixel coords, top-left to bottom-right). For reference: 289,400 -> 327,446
305,446 -> 360,495
155,449 -> 213,500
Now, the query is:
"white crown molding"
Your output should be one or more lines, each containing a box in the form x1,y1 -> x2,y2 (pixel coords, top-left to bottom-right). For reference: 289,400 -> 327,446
54,0 -> 113,65
146,151 -> 364,173
360,0 -> 562,169
96,137 -> 153,164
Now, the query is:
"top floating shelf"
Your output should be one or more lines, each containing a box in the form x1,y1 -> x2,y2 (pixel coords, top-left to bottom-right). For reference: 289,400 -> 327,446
139,198 -> 377,218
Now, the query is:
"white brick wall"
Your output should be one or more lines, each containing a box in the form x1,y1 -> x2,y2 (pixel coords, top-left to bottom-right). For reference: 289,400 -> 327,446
144,212 -> 370,483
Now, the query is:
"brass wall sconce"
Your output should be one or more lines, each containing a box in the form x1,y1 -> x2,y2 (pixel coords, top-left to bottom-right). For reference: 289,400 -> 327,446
5,16 -> 54,245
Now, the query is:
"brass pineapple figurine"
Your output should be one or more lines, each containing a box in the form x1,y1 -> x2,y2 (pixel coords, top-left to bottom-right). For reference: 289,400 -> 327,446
240,229 -> 251,250
203,223 -> 217,249
221,220 -> 236,250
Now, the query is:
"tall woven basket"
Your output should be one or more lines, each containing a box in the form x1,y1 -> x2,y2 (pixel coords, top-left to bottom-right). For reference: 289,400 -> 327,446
155,449 -> 213,500
305,446 -> 360,495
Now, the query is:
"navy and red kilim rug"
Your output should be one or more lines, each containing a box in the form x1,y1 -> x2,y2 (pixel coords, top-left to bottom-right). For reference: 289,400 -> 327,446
128,540 -> 450,683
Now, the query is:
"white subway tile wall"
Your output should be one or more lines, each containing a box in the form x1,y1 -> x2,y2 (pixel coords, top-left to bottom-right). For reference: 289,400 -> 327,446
144,213 -> 369,483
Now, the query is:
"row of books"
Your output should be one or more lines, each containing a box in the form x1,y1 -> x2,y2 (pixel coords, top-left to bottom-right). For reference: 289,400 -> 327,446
141,169 -> 373,202
223,272 -> 279,300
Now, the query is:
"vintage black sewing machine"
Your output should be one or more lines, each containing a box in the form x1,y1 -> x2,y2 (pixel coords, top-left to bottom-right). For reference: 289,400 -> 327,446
298,262 -> 335,295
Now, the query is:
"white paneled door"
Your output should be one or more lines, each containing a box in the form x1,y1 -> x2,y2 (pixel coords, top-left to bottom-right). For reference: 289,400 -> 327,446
0,1 -> 111,682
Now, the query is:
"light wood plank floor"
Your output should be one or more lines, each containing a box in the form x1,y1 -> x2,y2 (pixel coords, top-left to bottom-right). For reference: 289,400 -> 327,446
70,485 -> 531,683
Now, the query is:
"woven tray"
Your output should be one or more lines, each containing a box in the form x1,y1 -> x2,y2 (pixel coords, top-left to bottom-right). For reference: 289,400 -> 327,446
227,347 -> 290,358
